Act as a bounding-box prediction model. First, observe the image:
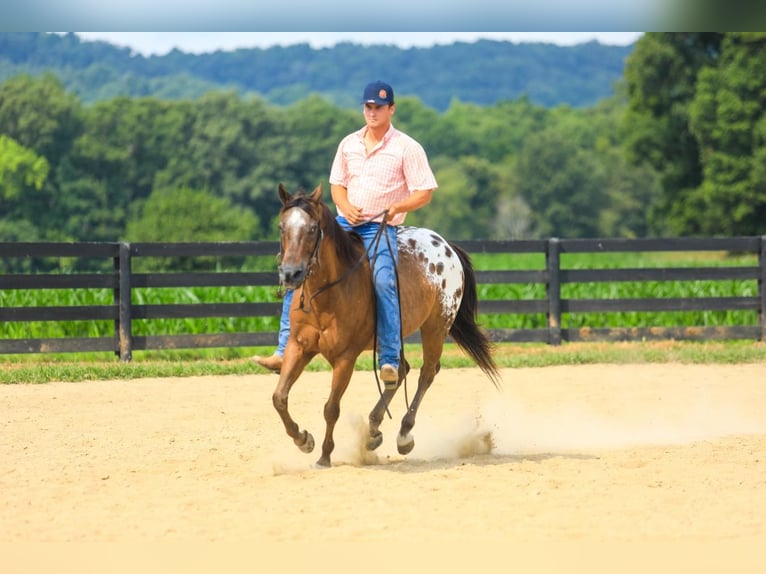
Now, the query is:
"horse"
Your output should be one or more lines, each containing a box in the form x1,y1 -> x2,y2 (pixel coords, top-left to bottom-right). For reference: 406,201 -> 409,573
271,183 -> 501,467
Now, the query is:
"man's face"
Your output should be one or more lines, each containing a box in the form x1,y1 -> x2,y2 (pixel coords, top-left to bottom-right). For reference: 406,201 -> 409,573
363,103 -> 394,129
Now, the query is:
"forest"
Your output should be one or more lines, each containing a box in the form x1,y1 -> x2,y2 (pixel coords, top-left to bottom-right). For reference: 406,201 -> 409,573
1,33 -> 765,264
0,32 -> 632,110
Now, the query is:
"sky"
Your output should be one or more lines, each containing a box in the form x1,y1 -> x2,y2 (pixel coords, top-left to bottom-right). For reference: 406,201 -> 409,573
72,32 -> 644,57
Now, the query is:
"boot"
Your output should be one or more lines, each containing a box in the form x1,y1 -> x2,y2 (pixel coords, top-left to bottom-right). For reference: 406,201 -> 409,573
379,363 -> 399,388
253,353 -> 283,373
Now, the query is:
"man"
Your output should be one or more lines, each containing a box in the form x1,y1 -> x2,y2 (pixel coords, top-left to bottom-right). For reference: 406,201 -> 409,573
253,80 -> 438,386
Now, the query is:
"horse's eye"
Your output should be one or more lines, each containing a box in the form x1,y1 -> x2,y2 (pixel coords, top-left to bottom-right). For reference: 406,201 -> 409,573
309,224 -> 318,235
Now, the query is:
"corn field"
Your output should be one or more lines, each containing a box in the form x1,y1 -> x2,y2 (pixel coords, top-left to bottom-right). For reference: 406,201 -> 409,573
1,250 -> 759,340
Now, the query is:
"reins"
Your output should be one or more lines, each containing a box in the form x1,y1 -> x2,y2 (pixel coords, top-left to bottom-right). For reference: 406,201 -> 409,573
365,215 -> 409,417
295,235 -> 342,313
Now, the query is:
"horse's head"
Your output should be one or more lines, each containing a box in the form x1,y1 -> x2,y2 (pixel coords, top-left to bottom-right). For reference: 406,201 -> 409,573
277,183 -> 325,289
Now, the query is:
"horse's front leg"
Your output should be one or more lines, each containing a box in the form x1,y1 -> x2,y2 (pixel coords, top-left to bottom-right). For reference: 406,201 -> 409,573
272,345 -> 316,454
316,358 -> 356,467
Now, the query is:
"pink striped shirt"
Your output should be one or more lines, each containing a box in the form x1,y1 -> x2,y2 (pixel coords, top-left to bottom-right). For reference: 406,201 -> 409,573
329,124 -> 438,226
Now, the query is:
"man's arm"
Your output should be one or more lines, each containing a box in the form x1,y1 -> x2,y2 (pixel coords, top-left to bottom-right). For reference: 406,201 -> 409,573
388,188 -> 433,219
331,184 -> 363,225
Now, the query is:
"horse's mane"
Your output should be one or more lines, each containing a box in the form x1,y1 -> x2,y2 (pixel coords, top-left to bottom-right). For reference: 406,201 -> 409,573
281,190 -> 363,267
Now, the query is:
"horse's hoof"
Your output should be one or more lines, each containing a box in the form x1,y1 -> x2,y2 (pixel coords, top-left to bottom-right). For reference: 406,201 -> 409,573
366,431 -> 383,451
397,433 -> 415,455
296,430 -> 315,453
314,457 -> 331,468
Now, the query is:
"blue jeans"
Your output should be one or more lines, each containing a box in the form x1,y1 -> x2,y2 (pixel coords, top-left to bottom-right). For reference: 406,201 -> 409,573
275,289 -> 293,357
276,216 -> 401,368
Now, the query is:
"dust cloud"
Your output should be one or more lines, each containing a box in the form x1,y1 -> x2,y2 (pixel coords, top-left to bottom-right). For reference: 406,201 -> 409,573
327,374 -> 766,465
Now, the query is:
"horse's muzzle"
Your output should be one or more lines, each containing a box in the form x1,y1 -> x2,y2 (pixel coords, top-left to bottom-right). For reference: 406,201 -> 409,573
278,263 -> 307,289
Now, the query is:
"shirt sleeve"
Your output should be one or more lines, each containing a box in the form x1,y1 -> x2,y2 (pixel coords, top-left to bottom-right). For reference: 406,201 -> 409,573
403,140 -> 438,192
328,139 -> 347,186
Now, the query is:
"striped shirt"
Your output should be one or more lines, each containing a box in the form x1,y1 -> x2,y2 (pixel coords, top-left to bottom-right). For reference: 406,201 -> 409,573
329,124 -> 438,226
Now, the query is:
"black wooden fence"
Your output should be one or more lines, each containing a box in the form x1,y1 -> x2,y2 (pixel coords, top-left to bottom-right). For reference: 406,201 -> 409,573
1,237 -> 765,361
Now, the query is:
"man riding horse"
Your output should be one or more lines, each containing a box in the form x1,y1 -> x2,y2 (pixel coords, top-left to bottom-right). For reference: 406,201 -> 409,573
254,80 -> 438,386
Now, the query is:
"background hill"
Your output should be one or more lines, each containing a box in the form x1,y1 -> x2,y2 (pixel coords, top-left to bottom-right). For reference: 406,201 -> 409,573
0,32 -> 634,110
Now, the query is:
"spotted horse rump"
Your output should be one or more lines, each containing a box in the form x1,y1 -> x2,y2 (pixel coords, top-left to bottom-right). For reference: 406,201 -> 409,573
397,226 -> 464,328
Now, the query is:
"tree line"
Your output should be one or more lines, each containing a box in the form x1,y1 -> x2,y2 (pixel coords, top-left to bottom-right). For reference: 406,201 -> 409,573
1,33 -> 765,271
0,32 -> 633,110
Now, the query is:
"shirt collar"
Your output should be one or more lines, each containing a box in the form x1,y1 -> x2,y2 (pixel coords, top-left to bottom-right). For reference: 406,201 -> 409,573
356,123 -> 396,144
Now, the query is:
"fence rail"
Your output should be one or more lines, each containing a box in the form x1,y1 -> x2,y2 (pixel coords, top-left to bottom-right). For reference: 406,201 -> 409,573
1,237 -> 764,361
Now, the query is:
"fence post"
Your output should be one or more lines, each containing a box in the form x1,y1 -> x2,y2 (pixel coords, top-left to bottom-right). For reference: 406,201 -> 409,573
546,237 -> 562,345
760,236 -> 766,342
116,242 -> 133,362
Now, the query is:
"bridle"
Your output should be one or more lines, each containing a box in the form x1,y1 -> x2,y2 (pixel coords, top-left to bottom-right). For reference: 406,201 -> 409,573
279,203 -> 388,313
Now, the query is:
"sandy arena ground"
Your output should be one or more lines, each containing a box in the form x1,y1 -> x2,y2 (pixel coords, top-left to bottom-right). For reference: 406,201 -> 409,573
2,363 -> 766,570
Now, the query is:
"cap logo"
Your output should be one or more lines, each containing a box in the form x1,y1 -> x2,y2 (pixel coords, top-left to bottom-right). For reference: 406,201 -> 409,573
379,89 -> 387,99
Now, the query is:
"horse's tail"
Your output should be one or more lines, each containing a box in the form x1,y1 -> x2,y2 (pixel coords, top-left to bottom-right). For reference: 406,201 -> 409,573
449,243 -> 502,389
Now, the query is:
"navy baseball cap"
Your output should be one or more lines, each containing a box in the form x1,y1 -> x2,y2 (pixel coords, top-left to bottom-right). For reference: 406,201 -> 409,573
361,81 -> 394,105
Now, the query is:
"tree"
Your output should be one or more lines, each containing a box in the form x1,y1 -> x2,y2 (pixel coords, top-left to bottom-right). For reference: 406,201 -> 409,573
0,73 -> 84,241
565,97 -> 662,238
622,33 -> 724,234
68,96 -> 190,241
516,127 -> 608,238
688,33 -> 766,235
0,134 -> 48,200
0,135 -> 49,242
0,72 -> 82,164
154,91 -> 287,239
124,187 -> 260,271
125,186 -> 260,242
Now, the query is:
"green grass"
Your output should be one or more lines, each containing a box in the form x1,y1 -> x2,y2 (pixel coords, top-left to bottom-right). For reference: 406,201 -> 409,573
3,341 -> 766,384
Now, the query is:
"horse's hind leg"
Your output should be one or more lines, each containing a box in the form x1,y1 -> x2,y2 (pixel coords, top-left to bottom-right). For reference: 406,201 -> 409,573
396,367 -> 438,455
366,359 -> 410,451
367,390 -> 397,451
396,331 -> 445,455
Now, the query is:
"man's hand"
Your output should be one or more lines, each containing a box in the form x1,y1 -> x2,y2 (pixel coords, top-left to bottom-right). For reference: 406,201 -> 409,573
331,184 -> 363,224
343,203 -> 364,225
386,203 -> 402,221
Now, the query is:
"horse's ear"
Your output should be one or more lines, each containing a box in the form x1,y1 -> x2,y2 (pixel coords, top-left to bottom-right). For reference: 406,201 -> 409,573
278,183 -> 291,205
310,184 -> 323,202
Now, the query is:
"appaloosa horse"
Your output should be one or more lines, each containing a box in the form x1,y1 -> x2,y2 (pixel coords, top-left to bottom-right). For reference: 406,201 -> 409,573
271,184 -> 500,467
